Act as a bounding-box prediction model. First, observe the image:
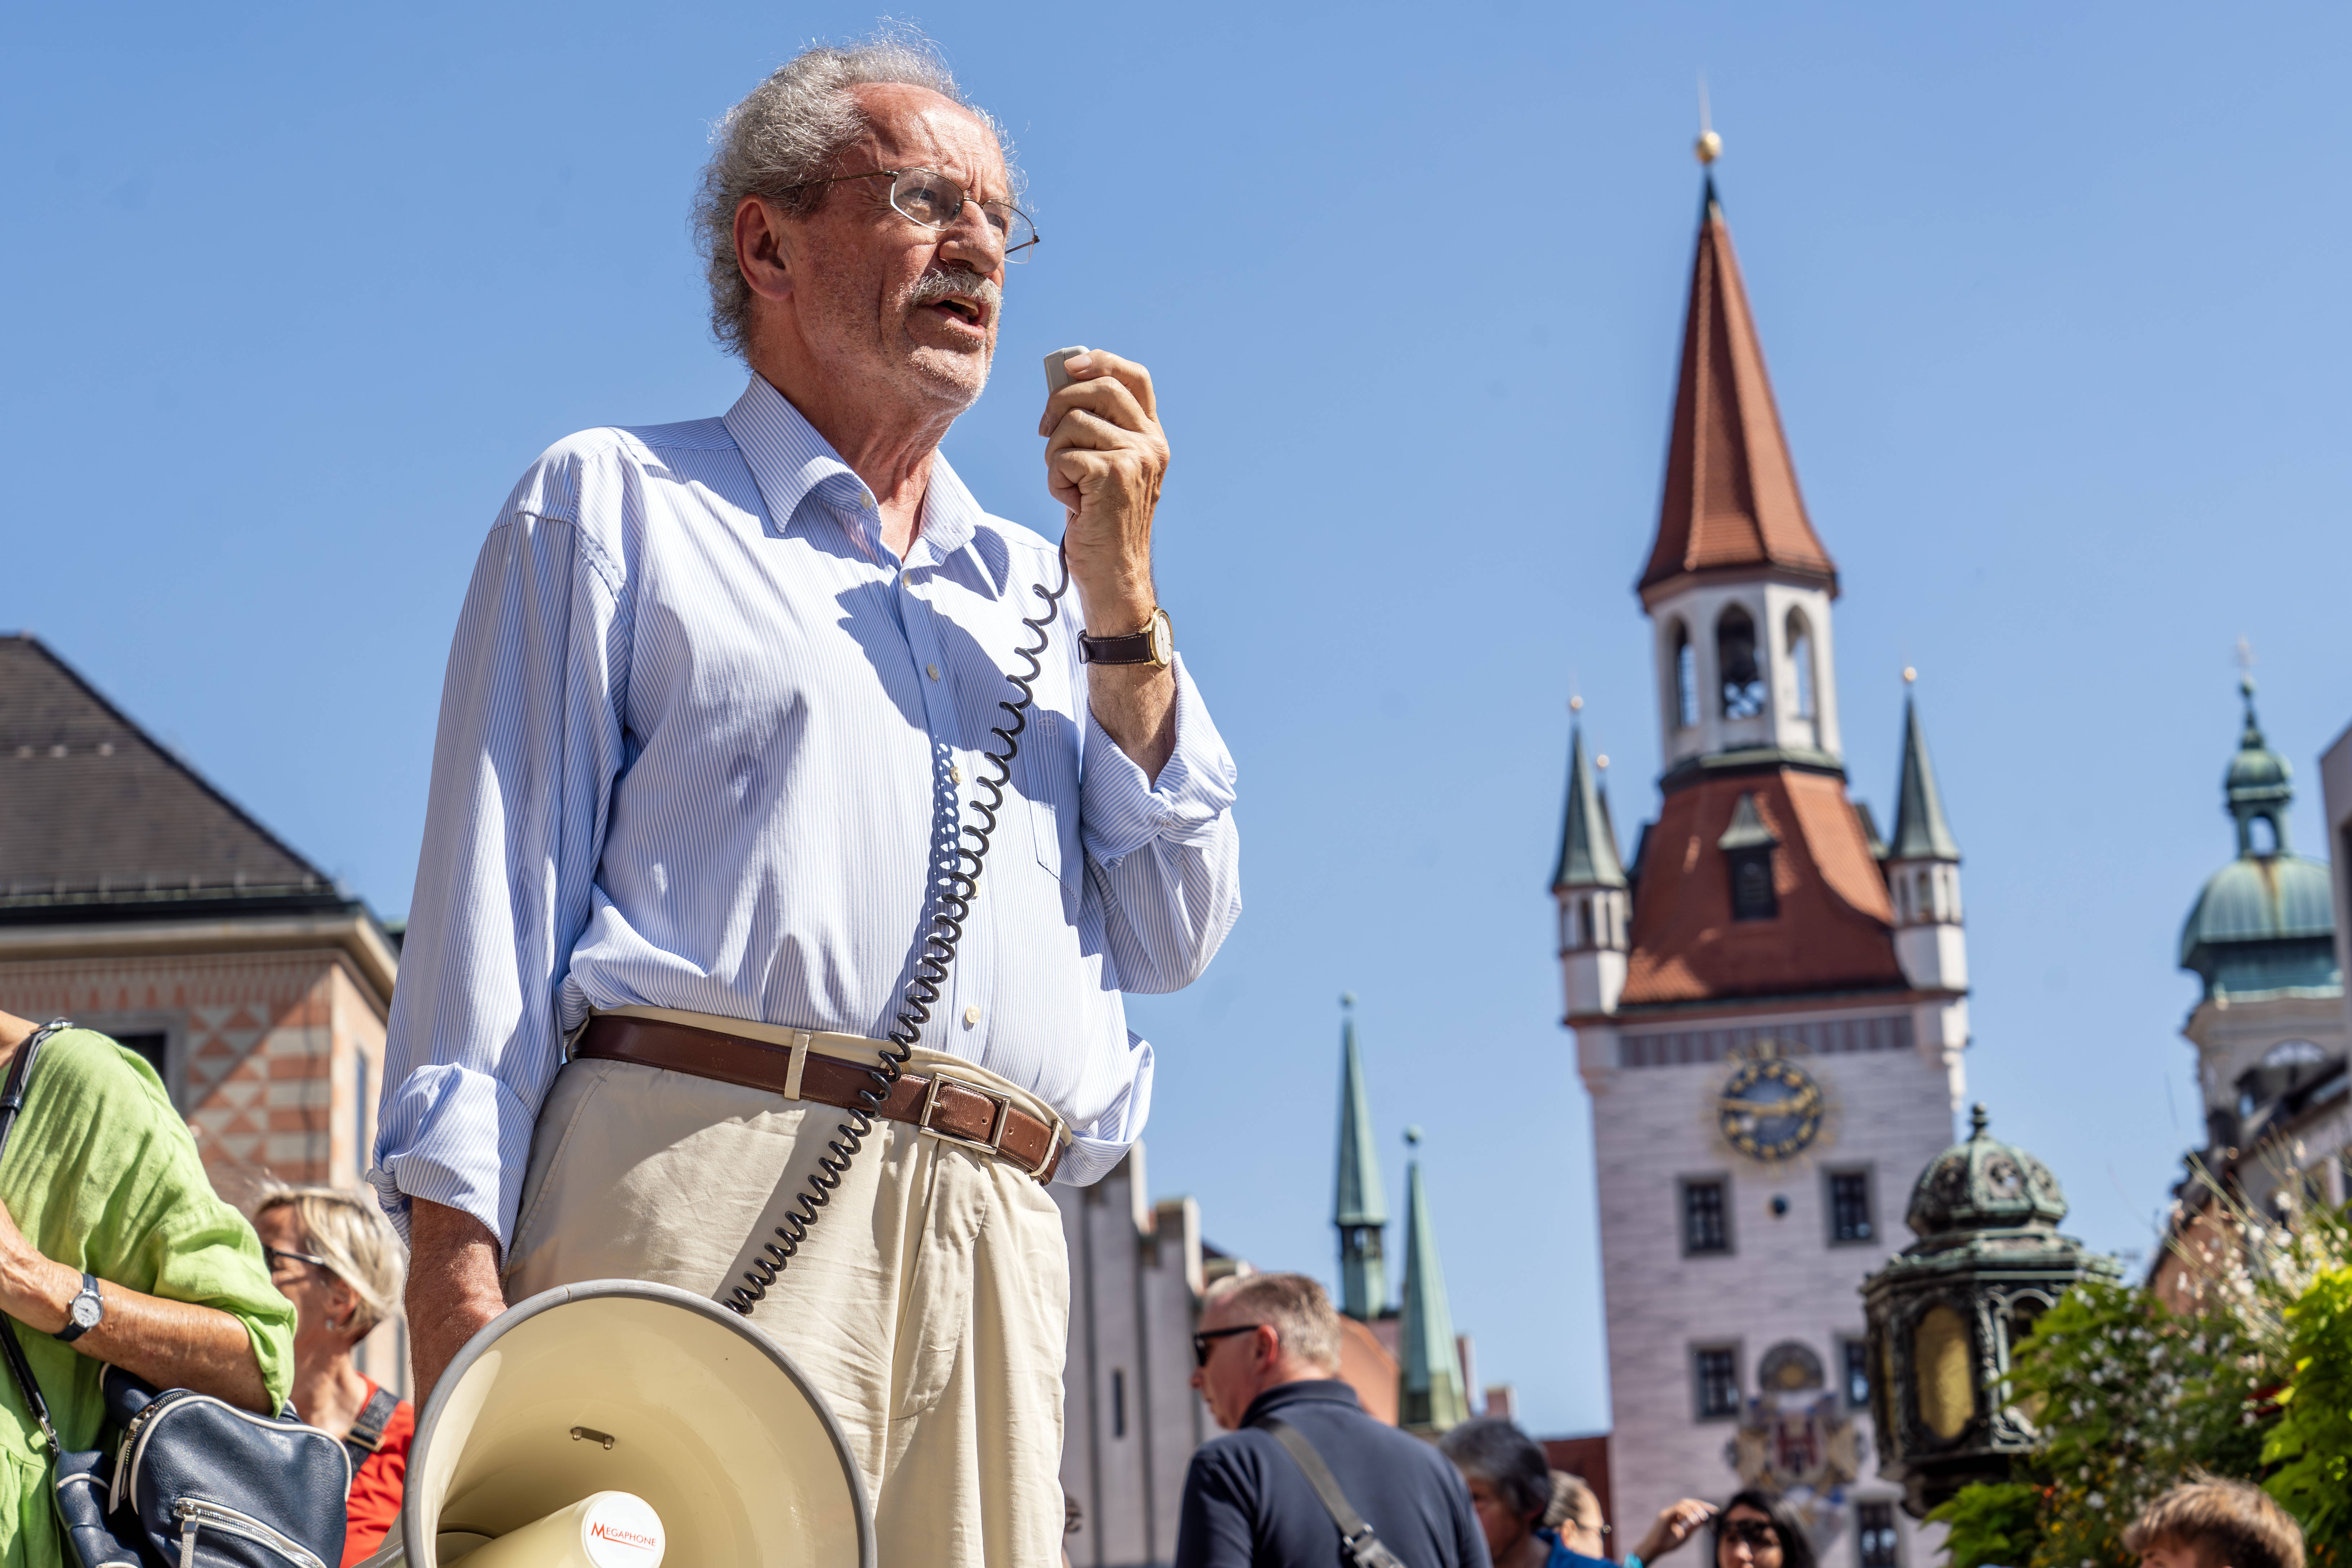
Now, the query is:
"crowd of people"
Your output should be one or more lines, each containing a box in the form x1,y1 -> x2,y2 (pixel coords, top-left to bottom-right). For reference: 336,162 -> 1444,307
0,1007 -> 2325,1568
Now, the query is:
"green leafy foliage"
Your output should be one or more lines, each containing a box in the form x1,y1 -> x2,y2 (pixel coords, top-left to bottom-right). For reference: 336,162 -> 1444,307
1925,1482 -> 2040,1568
1927,1201 -> 2352,1568
2263,1263 -> 2352,1568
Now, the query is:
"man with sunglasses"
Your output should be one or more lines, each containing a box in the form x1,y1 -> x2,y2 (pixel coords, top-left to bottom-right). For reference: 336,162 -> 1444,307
1177,1274 -> 1488,1568
373,32 -> 1240,1568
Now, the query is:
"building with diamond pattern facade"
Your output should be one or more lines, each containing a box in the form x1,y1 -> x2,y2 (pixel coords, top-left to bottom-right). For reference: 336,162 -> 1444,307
0,633 -> 406,1389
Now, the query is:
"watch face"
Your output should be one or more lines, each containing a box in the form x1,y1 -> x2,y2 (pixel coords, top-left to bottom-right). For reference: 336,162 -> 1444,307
1149,611 -> 1173,665
70,1295 -> 100,1329
1718,1057 -> 1824,1161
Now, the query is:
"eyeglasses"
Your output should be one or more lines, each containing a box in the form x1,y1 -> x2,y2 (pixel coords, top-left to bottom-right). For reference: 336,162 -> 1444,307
782,167 -> 1040,261
263,1245 -> 332,1274
1723,1522 -> 1783,1551
1190,1324 -> 1265,1367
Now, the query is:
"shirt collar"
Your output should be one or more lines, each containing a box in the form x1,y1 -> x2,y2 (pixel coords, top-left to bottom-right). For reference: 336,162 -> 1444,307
723,374 -> 983,566
1242,1378 -> 1362,1427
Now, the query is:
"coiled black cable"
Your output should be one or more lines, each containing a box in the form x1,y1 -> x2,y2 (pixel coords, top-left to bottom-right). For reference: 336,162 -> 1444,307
724,545 -> 1074,1317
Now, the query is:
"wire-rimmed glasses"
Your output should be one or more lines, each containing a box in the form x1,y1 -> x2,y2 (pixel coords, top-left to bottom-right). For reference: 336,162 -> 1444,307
783,167 -> 1039,261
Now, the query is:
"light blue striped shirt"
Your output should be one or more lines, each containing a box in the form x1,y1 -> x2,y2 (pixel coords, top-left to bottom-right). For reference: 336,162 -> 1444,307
371,375 -> 1242,1248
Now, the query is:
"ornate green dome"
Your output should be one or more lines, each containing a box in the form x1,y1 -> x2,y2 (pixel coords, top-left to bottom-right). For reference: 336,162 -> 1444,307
2178,677 -> 2340,1000
1906,1104 -> 2068,1238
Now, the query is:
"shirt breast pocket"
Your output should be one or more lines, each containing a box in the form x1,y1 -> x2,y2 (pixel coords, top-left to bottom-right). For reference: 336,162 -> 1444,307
1025,702 -> 1083,891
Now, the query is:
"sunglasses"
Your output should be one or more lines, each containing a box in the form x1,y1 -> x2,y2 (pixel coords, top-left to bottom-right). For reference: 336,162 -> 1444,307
1190,1324 -> 1264,1367
263,1245 -> 332,1273
1723,1522 -> 1783,1551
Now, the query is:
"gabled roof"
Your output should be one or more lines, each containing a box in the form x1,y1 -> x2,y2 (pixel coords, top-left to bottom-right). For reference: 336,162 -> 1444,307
1639,182 -> 1838,597
0,634 -> 337,919
1334,1013 -> 1388,1229
1551,726 -> 1627,891
1888,696 -> 1961,862
1621,770 -> 1902,1007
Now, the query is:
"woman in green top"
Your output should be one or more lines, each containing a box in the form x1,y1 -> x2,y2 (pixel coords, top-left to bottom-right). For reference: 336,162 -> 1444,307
0,1009 -> 297,1566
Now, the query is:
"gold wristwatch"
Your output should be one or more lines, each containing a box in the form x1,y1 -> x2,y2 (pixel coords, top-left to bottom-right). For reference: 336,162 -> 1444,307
1078,608 -> 1174,669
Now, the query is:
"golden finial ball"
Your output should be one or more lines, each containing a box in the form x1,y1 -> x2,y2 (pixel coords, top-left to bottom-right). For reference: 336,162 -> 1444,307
1902,666 -> 1917,684
1569,694 -> 1584,712
1695,130 -> 1722,165
1596,754 -> 1611,770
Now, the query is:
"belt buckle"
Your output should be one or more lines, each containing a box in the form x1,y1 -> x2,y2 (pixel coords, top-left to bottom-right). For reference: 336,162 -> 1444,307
917,1072 -> 1011,1159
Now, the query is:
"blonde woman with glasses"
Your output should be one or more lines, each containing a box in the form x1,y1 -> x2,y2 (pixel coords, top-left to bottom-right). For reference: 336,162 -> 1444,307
254,1185 -> 412,1567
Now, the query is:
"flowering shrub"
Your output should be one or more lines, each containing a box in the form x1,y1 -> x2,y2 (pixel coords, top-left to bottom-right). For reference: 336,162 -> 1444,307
1927,1191 -> 2349,1568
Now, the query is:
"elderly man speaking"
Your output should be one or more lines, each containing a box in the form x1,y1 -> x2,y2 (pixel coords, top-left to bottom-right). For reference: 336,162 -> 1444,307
372,35 -> 1240,1565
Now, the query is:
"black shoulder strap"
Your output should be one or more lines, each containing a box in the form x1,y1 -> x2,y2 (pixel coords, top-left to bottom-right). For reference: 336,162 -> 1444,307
1255,1414 -> 1410,1568
0,1023 -> 68,1456
341,1385 -> 399,1466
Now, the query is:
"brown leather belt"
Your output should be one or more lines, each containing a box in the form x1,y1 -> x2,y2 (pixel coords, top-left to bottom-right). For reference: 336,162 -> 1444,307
574,1014 -> 1065,1184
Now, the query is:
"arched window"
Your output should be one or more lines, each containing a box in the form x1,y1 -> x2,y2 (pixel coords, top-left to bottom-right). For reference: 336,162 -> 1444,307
1576,898 -> 1593,949
2249,814 -> 2280,856
1916,870 -> 1933,917
1718,606 -> 1766,719
1672,623 -> 1699,729
1786,609 -> 1816,719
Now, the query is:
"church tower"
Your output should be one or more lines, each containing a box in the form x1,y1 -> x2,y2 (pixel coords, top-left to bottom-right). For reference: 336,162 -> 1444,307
1397,1131 -> 1468,1435
1556,164 -> 1962,1559
1334,997 -> 1389,1320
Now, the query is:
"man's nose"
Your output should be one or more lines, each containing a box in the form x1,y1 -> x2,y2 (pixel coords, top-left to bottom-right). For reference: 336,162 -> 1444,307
937,205 -> 1005,271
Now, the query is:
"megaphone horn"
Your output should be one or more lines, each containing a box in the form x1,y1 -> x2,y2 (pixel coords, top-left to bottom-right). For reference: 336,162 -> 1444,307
357,1281 -> 875,1568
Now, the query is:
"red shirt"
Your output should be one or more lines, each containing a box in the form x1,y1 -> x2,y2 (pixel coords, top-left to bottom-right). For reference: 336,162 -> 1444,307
340,1379 -> 416,1568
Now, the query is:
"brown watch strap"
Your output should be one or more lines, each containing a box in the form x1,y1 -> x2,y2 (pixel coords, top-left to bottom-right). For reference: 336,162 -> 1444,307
1078,629 -> 1155,664
574,1015 -> 1065,1183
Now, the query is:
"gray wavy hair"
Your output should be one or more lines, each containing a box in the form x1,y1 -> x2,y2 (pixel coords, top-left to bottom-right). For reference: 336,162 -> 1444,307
691,31 -> 1021,359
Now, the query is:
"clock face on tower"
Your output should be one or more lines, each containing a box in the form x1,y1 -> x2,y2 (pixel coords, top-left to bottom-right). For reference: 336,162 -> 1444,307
1718,1056 -> 1824,1160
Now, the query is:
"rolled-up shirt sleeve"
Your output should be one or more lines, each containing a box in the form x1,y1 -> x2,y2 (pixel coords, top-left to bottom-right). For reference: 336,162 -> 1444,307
370,465 -> 631,1251
1080,653 -> 1242,995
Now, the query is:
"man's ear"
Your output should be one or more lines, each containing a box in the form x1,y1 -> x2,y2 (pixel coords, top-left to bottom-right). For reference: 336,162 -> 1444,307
734,195 -> 796,305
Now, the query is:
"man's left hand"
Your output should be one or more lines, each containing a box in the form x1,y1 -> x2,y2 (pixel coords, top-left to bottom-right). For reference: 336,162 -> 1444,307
1039,350 -> 1168,634
1041,350 -> 1178,778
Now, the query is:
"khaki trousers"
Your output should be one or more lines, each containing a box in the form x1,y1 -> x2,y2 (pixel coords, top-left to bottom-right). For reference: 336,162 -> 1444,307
504,1008 -> 1072,1568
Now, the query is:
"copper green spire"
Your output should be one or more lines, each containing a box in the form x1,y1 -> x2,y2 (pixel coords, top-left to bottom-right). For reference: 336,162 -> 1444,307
1551,722 -> 1626,892
1333,995 -> 1387,1320
1397,1130 -> 1469,1434
1888,692 -> 1960,862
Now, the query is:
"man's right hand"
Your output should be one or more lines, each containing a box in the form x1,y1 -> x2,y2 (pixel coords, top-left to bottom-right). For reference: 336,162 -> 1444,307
406,1198 -> 508,1404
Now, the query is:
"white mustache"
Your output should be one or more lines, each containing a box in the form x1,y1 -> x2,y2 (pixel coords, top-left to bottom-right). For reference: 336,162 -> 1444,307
908,270 -> 1001,318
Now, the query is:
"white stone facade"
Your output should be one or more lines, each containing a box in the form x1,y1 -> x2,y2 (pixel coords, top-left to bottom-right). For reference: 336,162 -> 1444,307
1056,1145 -> 1211,1568
1579,1009 -> 1955,1568
1647,577 -> 1843,767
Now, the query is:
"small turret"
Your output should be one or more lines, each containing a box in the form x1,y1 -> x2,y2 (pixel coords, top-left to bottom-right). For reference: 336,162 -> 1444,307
1552,713 -> 1629,1018
1397,1129 -> 1468,1434
1885,675 -> 1966,992
1332,996 -> 1389,1321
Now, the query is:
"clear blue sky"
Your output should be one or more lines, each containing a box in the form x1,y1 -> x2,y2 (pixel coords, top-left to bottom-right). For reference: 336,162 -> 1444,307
8,3 -> 2349,1438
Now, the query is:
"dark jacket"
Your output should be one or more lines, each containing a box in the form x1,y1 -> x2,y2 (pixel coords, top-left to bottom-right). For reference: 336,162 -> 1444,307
1174,1380 -> 1492,1568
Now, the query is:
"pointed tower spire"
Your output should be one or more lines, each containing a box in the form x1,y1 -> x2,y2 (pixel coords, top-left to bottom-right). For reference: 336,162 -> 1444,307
1551,719 -> 1627,892
1553,708 -> 1632,1019
1885,671 -> 1968,992
1333,995 -> 1388,1321
1889,688 -> 1961,862
1396,1129 -> 1469,1434
1639,183 -> 1837,597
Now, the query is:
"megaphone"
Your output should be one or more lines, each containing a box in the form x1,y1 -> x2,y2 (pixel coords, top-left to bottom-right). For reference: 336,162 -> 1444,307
358,1281 -> 874,1568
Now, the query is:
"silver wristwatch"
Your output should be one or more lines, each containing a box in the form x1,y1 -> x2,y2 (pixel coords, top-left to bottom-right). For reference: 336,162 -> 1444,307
56,1273 -> 101,1343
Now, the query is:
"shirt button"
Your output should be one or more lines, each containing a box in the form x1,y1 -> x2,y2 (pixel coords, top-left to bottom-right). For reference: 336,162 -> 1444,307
963,1006 -> 981,1028
859,488 -> 875,510
927,664 -> 940,681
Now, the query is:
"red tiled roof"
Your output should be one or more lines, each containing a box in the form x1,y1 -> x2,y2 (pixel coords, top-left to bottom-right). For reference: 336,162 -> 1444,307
1638,191 -> 1838,597
1620,771 -> 1900,1006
